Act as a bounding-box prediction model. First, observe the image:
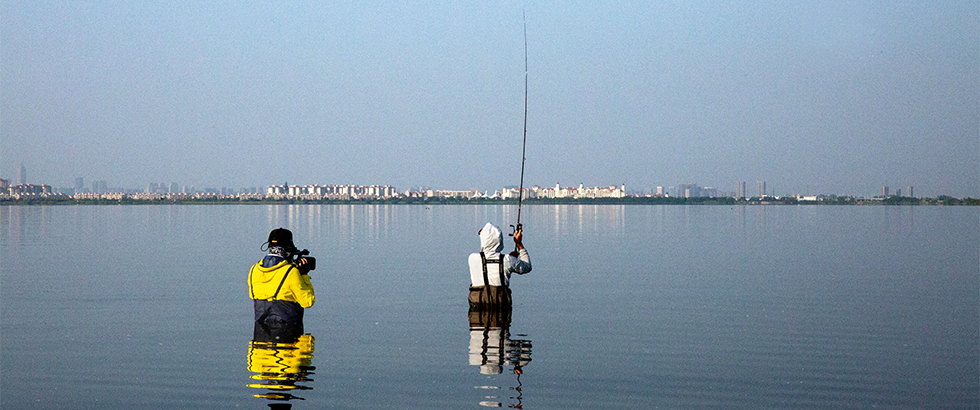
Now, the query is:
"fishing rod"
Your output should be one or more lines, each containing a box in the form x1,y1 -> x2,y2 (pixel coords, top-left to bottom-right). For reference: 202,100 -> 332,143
511,8 -> 528,239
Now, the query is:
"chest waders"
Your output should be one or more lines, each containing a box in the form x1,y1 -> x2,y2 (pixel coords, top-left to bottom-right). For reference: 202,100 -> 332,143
468,252 -> 513,309
252,264 -> 304,324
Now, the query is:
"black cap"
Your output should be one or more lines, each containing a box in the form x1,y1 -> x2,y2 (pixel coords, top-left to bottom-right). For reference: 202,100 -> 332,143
267,228 -> 294,249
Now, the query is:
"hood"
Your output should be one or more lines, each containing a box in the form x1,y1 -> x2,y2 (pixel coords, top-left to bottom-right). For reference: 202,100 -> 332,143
479,222 -> 504,256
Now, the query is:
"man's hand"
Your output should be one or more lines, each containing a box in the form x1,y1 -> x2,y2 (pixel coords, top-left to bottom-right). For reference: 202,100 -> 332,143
513,228 -> 525,251
296,257 -> 312,275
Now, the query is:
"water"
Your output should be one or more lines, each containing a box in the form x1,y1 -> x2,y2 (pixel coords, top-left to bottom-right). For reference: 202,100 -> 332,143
2,204 -> 977,409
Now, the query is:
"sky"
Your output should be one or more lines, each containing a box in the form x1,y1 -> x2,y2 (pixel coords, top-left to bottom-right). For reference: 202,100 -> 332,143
2,1 -> 978,198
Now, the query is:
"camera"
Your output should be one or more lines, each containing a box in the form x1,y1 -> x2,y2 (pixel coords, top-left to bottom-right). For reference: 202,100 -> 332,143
289,249 -> 316,272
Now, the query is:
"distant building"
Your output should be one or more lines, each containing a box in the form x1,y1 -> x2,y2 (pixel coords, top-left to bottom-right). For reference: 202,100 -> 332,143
267,184 -> 398,200
131,192 -> 163,200
757,181 -> 766,198
92,180 -> 108,194
881,186 -> 889,197
525,183 -> 625,199
428,189 -> 479,199
675,183 -> 717,198
72,192 -> 104,200
736,181 -> 746,199
907,186 -> 914,198
18,163 -> 26,185
9,184 -> 51,195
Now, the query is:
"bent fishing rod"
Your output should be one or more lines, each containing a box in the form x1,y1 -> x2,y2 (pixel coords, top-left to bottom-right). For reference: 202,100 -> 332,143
511,8 -> 528,240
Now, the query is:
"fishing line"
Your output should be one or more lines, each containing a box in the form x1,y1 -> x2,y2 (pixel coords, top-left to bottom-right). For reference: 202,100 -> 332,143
515,7 -> 528,232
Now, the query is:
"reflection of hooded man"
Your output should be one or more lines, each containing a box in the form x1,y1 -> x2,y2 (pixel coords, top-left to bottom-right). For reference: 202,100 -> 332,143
468,308 -> 529,374
468,222 -> 532,308
468,306 -> 532,408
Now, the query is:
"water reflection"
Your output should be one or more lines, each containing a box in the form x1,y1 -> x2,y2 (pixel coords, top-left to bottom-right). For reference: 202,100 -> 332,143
545,204 -> 626,246
468,307 -> 532,408
247,322 -> 315,408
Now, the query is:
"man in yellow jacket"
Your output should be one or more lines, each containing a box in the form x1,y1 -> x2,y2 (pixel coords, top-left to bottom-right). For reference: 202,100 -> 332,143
248,228 -> 315,325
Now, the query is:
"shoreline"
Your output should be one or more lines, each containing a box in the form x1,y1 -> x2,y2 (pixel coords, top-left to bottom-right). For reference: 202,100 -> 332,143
1,197 -> 976,206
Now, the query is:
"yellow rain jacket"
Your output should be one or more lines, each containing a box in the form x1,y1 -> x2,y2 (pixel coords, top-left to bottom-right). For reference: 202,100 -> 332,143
249,260 -> 315,323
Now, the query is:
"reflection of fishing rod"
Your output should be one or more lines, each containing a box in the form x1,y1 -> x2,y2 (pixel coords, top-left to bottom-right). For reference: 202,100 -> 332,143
513,365 -> 524,408
511,8 -> 528,239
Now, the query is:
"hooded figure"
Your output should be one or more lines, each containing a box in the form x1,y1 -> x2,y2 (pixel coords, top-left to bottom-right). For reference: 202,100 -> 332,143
467,222 -> 531,308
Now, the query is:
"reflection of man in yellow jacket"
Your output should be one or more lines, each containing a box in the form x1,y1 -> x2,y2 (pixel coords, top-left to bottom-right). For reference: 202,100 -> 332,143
249,228 -> 315,324
247,334 -> 316,393
247,325 -> 316,401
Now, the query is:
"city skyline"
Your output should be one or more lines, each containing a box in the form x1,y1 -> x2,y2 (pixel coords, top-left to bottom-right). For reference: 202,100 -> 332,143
1,163 -> 943,199
3,2 -> 977,198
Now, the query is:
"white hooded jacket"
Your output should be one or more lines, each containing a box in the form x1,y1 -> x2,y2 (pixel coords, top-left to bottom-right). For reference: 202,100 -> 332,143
468,222 -> 532,287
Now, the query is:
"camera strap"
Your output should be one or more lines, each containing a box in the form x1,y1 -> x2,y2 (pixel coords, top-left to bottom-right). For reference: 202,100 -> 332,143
271,265 -> 295,299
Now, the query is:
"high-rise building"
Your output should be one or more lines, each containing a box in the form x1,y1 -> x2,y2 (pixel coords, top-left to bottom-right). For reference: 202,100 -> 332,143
677,183 -> 702,198
756,181 -> 766,198
18,163 -> 26,185
881,186 -> 889,197
736,181 -> 746,199
75,177 -> 85,192
907,186 -> 914,198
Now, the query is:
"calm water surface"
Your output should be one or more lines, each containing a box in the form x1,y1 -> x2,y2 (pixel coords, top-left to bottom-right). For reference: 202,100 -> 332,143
1,204 -> 977,409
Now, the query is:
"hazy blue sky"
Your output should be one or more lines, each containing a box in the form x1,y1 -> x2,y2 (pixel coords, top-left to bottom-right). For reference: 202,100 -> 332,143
3,1 -> 977,197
